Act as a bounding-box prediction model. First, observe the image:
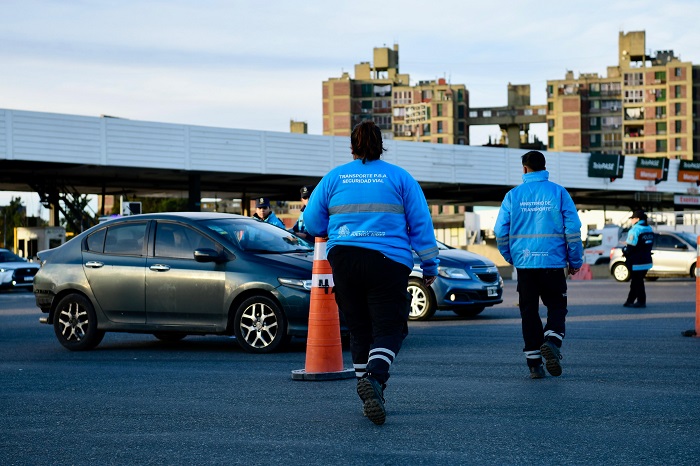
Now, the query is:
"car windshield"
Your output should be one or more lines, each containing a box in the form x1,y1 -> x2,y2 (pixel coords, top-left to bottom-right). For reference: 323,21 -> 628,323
674,232 -> 698,249
0,250 -> 27,262
198,218 -> 314,253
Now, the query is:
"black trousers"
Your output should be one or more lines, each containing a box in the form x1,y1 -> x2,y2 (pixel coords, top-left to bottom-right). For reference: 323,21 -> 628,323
626,269 -> 648,305
517,268 -> 568,367
327,245 -> 411,385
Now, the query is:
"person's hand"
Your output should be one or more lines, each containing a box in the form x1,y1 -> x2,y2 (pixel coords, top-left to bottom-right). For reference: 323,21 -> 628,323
569,267 -> 581,276
423,276 -> 436,286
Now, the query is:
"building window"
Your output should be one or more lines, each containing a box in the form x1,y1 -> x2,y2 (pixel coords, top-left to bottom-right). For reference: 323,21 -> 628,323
624,89 -> 643,103
656,122 -> 667,135
457,121 -> 465,135
654,71 -> 666,83
458,106 -> 465,118
437,137 -> 443,144
548,136 -> 554,148
675,102 -> 682,115
675,67 -> 682,77
548,119 -> 555,130
623,73 -> 643,86
437,121 -> 444,133
590,117 -> 599,128
675,120 -> 682,133
655,106 -> 666,119
548,102 -> 553,111
547,85 -> 554,97
675,137 -> 682,151
437,104 -> 443,117
656,139 -> 667,152
675,85 -> 682,98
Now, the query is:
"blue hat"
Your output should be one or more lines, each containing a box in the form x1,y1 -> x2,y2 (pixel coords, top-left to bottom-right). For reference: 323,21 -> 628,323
256,197 -> 270,208
300,185 -> 313,198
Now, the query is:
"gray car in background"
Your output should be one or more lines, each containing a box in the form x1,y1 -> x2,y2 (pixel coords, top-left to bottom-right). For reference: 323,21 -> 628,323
609,230 -> 698,282
34,213 -> 316,353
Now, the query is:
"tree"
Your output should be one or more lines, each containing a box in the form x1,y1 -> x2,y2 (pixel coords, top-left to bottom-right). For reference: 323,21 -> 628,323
0,197 -> 26,249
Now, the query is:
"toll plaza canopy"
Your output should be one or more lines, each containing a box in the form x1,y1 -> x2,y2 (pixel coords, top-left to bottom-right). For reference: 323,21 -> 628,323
1,108 -> 697,212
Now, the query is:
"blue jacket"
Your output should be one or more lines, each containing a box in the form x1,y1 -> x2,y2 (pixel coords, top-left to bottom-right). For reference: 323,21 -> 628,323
494,170 -> 583,269
291,206 -> 314,241
624,220 -> 654,271
254,211 -> 285,229
304,159 -> 439,276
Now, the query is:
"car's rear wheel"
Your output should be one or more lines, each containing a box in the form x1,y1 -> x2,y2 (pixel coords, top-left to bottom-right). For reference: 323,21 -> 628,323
611,263 -> 630,282
691,264 -> 696,279
53,294 -> 105,351
233,296 -> 287,353
407,278 -> 436,321
153,332 -> 187,342
453,305 -> 485,318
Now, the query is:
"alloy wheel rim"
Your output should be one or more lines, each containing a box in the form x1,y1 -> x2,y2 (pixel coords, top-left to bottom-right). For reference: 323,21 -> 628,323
57,302 -> 88,341
408,285 -> 427,317
239,302 -> 278,348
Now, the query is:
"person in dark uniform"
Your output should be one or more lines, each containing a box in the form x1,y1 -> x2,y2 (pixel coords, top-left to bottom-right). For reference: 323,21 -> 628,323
623,209 -> 654,308
291,185 -> 315,241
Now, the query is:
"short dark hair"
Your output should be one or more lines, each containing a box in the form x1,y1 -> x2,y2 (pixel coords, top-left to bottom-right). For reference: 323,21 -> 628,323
351,120 -> 386,164
521,151 -> 546,171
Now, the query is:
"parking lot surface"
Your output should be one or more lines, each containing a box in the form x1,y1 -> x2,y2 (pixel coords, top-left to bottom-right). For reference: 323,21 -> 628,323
1,279 -> 699,465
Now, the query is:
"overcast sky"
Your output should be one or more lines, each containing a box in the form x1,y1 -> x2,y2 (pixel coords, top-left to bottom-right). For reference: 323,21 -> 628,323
2,0 -> 700,213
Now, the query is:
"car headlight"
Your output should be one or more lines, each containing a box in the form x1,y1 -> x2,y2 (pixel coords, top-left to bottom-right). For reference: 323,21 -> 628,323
278,277 -> 313,291
0,268 -> 7,273
437,266 -> 471,279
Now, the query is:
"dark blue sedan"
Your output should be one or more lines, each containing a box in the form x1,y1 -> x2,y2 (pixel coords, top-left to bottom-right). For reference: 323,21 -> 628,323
408,241 -> 504,320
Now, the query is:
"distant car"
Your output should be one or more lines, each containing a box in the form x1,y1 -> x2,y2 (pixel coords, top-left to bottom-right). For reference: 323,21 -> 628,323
0,248 -> 40,291
34,213 -> 319,353
407,241 -> 504,320
609,230 -> 698,282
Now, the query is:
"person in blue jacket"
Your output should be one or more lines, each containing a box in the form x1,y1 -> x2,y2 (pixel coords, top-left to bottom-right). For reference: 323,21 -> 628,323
494,151 -> 583,379
623,209 -> 654,308
304,120 -> 439,426
291,185 -> 315,242
252,197 -> 285,229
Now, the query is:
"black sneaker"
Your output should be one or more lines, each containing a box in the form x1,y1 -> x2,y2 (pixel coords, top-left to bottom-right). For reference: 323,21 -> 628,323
529,365 -> 545,379
357,376 -> 386,425
632,302 -> 646,308
540,341 -> 563,377
623,302 -> 634,308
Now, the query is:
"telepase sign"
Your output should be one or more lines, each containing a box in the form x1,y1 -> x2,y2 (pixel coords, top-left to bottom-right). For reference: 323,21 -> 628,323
678,160 -> 700,183
588,154 -> 625,179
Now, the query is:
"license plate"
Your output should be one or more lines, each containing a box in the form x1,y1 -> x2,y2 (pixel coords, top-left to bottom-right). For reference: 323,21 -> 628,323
24,276 -> 34,282
487,286 -> 497,297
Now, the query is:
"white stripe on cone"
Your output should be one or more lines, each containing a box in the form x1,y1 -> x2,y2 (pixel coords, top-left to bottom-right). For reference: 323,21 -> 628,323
312,273 -> 334,288
313,241 -> 327,261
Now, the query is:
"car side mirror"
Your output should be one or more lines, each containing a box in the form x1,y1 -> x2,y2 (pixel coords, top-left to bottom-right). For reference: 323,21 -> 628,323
675,244 -> 689,250
194,248 -> 225,263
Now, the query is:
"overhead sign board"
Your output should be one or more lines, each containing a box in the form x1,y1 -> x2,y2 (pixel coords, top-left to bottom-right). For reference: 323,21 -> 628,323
634,157 -> 669,181
677,160 -> 700,183
588,154 -> 625,180
674,195 -> 700,206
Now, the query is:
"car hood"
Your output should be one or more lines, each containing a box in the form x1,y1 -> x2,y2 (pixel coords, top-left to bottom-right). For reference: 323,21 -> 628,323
250,251 -> 314,271
424,249 -> 496,268
0,261 -> 40,270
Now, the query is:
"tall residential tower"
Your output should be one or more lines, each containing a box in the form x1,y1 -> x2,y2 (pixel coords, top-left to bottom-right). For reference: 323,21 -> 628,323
547,31 -> 696,160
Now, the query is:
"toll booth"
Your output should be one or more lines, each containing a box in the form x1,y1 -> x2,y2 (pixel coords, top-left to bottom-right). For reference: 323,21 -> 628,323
14,226 -> 66,260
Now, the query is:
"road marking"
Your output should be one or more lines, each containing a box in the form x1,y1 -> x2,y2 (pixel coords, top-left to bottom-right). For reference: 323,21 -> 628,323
413,312 -> 695,327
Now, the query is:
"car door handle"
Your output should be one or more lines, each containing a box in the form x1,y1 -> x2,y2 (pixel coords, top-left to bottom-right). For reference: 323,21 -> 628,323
85,261 -> 104,268
150,264 -> 171,272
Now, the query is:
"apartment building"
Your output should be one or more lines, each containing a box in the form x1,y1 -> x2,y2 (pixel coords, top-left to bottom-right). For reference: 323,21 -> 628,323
322,44 -> 470,145
547,31 -> 695,160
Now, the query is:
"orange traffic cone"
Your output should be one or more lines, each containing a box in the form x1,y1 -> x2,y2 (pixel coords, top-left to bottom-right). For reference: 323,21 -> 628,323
292,237 -> 354,381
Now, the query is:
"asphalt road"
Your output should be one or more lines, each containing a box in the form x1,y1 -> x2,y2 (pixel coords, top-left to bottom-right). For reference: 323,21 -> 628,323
1,279 -> 699,466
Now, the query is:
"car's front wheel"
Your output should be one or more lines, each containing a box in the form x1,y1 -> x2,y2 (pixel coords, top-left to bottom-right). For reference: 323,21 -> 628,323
53,293 -> 105,351
407,278 -> 436,321
453,305 -> 485,318
612,263 -> 630,282
233,296 -> 287,353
